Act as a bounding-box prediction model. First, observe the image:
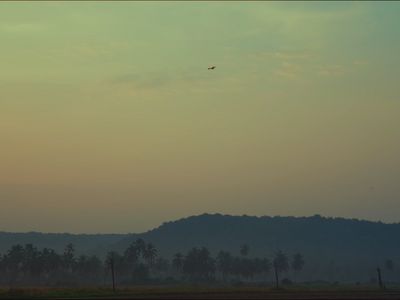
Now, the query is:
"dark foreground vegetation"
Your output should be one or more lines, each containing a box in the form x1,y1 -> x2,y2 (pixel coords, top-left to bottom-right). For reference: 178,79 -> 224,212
2,214 -> 399,285
1,215 -> 399,299
0,239 -> 397,292
0,240 -> 303,288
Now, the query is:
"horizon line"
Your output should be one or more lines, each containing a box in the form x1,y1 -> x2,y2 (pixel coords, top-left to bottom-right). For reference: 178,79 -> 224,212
1,212 -> 398,236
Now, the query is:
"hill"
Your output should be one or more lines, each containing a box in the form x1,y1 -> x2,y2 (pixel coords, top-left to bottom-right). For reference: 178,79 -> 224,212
117,214 -> 400,281
149,214 -> 397,253
2,214 -> 400,281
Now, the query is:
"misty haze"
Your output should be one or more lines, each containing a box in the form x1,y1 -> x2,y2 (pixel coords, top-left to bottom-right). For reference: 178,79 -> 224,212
0,1 -> 399,299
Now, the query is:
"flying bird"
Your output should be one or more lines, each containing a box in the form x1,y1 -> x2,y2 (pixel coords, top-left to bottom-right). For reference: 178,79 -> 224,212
208,66 -> 216,70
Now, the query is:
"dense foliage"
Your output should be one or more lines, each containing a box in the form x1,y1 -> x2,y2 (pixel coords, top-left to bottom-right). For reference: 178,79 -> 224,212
1,214 -> 398,286
0,240 -> 307,287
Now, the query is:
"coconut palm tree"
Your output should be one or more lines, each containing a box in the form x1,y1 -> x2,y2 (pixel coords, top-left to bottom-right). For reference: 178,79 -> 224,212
39,248 -> 62,279
63,243 -> 76,273
291,253 -> 305,282
106,251 -> 119,292
3,244 -> 24,285
124,242 -> 140,265
273,250 -> 289,289
172,252 -> 184,272
216,251 -> 233,281
133,238 -> 146,256
183,247 -> 215,281
142,243 -> 157,268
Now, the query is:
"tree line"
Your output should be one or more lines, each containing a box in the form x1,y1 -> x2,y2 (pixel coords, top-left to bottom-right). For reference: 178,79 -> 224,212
0,240 -> 308,288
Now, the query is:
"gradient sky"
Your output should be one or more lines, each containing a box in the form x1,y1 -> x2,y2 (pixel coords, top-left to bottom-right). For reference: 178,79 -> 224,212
1,2 -> 400,233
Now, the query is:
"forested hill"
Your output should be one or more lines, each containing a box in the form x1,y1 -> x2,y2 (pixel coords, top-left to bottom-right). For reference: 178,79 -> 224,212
2,214 -> 400,262
122,214 -> 400,281
2,214 -> 400,282
120,214 -> 400,260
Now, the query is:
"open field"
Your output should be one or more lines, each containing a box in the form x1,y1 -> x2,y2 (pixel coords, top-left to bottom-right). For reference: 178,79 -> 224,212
1,287 -> 400,300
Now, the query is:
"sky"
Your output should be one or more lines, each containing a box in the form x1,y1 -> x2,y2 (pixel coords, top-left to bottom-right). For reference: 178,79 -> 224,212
1,2 -> 399,233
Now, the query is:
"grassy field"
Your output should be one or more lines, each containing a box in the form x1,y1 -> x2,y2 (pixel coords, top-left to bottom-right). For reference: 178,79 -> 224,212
1,286 -> 400,299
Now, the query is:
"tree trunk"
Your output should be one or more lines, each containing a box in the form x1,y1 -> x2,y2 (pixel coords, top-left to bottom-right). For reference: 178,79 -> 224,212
274,264 -> 279,289
110,259 -> 116,292
377,267 -> 384,290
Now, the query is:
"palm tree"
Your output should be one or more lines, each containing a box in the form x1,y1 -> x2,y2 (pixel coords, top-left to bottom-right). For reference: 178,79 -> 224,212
40,248 -> 61,279
172,252 -> 184,272
216,251 -> 233,281
63,243 -> 76,273
183,247 -> 215,281
22,244 -> 40,278
291,253 -> 305,282
124,242 -> 140,265
3,244 -> 24,285
134,238 -> 146,255
273,250 -> 289,289
142,243 -> 157,268
377,267 -> 384,289
106,251 -> 118,292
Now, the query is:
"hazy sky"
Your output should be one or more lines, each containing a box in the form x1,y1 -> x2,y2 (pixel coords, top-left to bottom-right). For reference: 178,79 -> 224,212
1,2 -> 399,233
